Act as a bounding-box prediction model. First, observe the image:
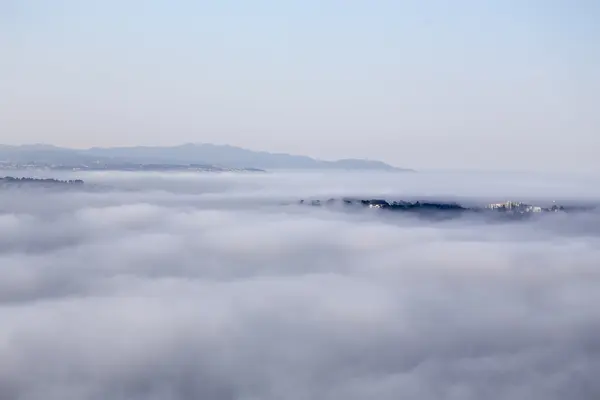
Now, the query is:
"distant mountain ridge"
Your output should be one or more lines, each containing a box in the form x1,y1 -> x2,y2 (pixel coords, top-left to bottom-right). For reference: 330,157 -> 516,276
0,143 -> 412,171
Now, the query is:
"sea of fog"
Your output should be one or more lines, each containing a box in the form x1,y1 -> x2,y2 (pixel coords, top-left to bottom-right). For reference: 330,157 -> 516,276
1,170 -> 600,400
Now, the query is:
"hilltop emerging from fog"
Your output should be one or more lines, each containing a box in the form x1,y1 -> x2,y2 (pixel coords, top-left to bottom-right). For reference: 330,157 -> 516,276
0,143 -> 410,172
298,197 -> 597,220
0,176 -> 84,188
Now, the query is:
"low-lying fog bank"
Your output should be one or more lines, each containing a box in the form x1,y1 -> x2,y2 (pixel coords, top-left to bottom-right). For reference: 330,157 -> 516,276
1,171 -> 600,400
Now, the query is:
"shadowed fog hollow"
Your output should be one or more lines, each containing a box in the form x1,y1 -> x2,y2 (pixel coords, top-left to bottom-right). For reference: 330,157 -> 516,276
1,171 -> 600,400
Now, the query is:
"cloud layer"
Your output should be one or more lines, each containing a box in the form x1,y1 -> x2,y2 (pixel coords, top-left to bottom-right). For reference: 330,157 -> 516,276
1,171 -> 600,400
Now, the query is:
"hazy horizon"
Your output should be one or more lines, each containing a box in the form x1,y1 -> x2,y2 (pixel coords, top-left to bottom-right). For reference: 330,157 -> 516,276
3,1 -> 599,172
1,141 -> 599,174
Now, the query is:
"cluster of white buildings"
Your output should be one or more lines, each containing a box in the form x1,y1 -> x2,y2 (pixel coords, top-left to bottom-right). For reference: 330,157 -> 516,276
486,201 -> 543,213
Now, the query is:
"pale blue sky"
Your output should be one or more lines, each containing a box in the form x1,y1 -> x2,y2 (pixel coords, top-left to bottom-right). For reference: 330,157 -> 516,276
1,1 -> 599,171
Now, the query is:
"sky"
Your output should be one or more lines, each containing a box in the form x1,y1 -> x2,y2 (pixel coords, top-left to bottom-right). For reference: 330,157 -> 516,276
1,0 -> 599,171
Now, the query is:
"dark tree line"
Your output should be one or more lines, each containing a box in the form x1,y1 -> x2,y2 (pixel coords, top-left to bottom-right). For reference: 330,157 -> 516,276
0,176 -> 84,185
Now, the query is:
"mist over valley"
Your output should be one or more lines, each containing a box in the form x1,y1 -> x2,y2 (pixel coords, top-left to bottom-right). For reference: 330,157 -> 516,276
1,170 -> 600,399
